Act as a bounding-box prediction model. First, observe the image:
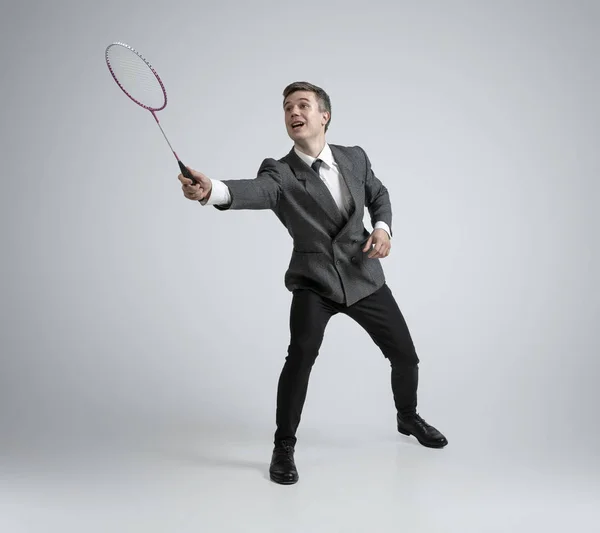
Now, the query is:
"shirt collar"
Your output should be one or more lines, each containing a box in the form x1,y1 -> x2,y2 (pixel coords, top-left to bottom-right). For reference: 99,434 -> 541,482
294,143 -> 335,169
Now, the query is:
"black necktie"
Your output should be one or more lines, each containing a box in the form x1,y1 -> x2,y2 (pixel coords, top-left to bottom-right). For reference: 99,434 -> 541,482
311,158 -> 323,175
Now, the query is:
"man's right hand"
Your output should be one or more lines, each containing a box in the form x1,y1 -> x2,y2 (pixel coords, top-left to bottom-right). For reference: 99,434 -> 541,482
178,167 -> 213,201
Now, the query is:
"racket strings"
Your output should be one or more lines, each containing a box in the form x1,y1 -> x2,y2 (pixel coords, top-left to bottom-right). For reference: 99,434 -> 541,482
106,44 -> 166,111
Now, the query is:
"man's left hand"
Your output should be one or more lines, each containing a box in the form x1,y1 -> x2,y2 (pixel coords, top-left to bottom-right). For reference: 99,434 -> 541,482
363,228 -> 391,259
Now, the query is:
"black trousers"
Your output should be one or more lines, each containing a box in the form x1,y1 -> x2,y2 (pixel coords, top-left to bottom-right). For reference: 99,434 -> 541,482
274,283 -> 420,445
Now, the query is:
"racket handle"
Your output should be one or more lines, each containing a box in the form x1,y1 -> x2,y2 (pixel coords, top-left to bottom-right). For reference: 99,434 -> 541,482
178,160 -> 198,184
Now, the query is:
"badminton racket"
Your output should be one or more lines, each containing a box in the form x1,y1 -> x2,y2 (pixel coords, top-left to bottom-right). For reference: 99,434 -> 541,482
105,41 -> 197,183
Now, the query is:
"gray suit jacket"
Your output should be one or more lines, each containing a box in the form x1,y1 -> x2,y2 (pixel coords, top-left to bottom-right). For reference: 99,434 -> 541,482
213,144 -> 393,306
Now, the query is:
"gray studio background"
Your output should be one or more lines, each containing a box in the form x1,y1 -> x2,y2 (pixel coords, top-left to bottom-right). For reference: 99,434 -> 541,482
1,0 -> 598,480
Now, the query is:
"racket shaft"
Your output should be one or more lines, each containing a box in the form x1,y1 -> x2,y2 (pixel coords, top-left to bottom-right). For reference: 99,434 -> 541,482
151,111 -> 198,184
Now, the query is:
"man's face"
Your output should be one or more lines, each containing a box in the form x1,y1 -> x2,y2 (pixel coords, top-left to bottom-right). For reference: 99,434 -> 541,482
283,91 -> 329,142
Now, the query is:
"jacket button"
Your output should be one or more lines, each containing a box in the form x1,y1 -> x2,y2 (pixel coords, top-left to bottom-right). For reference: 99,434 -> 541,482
351,257 -> 357,263
335,260 -> 340,265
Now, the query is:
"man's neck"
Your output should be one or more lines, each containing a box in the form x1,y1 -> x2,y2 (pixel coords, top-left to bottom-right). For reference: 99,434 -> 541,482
294,137 -> 326,158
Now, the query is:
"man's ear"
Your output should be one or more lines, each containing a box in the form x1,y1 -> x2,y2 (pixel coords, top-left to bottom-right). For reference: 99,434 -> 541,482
322,111 -> 330,126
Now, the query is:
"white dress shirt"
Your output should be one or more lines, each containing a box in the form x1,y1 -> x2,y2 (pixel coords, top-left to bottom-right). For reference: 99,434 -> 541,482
201,144 -> 391,239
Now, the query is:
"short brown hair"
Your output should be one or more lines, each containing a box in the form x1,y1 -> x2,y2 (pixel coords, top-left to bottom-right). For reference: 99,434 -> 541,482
282,81 -> 332,132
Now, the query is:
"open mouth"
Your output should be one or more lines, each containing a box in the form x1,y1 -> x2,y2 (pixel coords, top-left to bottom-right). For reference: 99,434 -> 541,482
291,121 -> 305,130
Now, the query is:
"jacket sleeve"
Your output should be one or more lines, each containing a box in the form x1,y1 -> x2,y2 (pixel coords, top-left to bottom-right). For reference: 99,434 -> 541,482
359,147 -> 393,237
213,158 -> 283,211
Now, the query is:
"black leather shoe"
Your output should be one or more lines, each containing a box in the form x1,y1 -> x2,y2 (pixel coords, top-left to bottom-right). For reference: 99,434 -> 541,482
269,440 -> 298,485
397,413 -> 448,448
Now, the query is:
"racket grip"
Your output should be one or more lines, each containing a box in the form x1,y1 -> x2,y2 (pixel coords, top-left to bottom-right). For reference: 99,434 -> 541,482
178,160 -> 198,184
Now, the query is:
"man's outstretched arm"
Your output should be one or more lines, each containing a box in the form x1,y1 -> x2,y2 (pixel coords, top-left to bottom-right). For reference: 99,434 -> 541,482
178,158 -> 282,211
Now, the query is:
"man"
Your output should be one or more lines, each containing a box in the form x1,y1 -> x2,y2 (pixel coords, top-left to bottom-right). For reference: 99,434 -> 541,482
178,81 -> 448,485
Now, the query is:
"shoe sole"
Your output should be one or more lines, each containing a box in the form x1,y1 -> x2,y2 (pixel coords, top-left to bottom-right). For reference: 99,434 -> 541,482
398,427 -> 448,448
270,473 -> 299,485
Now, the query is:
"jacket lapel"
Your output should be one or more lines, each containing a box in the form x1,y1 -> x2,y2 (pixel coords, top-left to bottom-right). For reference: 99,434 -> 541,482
330,145 -> 359,219
283,149 -> 345,227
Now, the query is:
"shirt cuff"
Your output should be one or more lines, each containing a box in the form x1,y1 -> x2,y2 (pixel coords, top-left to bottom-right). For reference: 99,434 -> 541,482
199,179 -> 231,206
374,221 -> 391,239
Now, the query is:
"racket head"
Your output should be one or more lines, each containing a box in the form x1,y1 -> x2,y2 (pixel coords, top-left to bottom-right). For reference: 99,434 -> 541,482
105,42 -> 167,112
